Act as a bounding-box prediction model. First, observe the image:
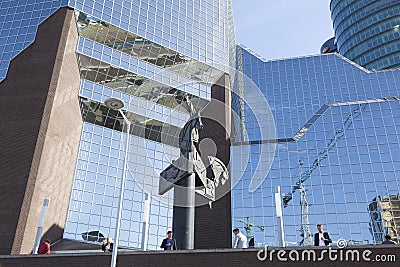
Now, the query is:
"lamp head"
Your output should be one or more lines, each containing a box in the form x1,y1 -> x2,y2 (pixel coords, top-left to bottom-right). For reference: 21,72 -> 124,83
104,98 -> 124,110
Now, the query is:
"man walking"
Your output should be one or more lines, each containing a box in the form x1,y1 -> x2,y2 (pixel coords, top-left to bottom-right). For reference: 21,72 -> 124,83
314,224 -> 332,246
233,228 -> 248,248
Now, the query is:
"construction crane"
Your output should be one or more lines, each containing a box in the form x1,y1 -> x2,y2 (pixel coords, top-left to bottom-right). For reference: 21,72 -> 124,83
282,104 -> 366,245
291,159 -> 313,246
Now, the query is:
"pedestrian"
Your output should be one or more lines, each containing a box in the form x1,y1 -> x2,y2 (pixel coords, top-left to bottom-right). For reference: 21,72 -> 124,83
382,234 -> 397,244
314,224 -> 332,246
233,228 -> 248,248
37,239 -> 51,254
160,231 -> 177,250
102,236 -> 113,252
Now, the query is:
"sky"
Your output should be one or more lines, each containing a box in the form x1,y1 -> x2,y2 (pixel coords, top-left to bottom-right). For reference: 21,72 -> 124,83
232,0 -> 335,60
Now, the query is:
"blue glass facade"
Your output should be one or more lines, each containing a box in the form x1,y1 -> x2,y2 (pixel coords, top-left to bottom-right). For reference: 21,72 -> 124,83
67,0 -> 234,250
0,0 -> 231,81
0,0 -> 68,80
232,45 -> 400,246
331,0 -> 400,70
1,0 -> 234,251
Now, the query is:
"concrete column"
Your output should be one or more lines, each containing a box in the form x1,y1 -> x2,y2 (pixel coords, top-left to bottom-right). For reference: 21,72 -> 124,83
275,186 -> 285,247
141,193 -> 150,251
32,199 -> 49,254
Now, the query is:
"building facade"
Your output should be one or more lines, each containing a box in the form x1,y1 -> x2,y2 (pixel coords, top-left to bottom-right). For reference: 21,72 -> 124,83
0,0 -> 234,254
232,45 -> 400,246
368,194 -> 400,243
330,0 -> 400,70
3,0 -> 400,255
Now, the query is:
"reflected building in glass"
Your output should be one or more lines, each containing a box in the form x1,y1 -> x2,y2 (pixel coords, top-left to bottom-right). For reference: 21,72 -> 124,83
368,194 -> 400,243
330,0 -> 400,70
0,0 -> 234,254
232,45 -> 400,246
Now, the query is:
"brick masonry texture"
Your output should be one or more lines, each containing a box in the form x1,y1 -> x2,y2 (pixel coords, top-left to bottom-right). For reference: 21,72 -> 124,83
196,74 -> 232,249
0,7 -> 82,254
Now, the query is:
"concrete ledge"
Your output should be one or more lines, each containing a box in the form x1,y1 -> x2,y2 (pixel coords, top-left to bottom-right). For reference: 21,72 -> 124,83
0,246 -> 399,266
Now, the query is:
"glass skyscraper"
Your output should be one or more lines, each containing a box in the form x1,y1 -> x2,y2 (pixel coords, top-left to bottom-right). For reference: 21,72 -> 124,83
232,45 -> 400,246
0,0 -> 234,254
65,0 -> 233,250
330,0 -> 400,70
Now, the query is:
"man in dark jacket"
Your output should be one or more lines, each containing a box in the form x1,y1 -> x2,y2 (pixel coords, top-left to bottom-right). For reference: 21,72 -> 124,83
102,236 -> 113,252
160,231 -> 177,250
314,224 -> 332,246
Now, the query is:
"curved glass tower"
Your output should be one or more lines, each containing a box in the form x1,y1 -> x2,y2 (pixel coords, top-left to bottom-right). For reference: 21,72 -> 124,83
330,0 -> 400,70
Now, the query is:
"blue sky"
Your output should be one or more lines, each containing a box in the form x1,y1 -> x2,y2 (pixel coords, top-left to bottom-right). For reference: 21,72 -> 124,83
232,0 -> 334,60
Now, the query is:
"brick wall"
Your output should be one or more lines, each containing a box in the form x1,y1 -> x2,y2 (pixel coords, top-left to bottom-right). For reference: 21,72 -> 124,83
0,7 -> 82,254
196,74 -> 232,248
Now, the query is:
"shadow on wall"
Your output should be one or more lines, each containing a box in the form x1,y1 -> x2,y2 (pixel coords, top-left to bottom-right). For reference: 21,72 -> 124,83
32,224 -> 64,253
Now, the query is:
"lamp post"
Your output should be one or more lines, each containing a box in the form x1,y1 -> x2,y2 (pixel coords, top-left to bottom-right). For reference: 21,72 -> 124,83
275,186 -> 285,247
141,192 -> 150,251
104,98 -> 130,267
33,199 -> 49,254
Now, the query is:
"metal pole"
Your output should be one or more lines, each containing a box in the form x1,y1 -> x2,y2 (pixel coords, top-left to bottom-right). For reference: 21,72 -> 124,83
33,199 -> 49,254
172,174 -> 195,250
141,192 -> 150,251
111,111 -> 131,267
275,186 -> 285,247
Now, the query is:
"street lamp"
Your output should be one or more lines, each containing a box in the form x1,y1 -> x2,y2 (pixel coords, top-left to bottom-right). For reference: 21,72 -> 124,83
104,98 -> 130,267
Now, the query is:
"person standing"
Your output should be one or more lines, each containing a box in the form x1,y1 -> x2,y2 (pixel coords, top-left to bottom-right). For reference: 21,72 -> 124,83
37,240 -> 51,254
101,236 -> 114,252
233,228 -> 248,248
160,231 -> 177,250
314,224 -> 332,246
